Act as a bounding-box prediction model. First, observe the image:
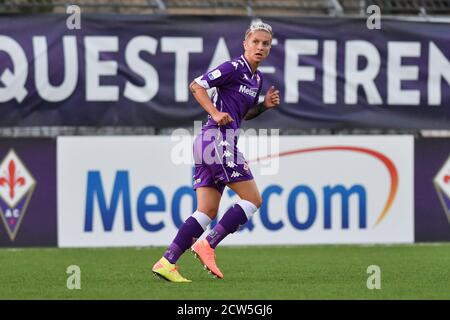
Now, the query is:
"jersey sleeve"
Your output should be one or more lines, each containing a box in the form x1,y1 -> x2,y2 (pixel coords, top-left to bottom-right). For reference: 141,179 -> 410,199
194,61 -> 237,89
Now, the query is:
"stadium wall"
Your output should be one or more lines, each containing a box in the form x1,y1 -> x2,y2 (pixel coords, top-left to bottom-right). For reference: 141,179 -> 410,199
1,136 -> 449,247
1,14 -> 449,247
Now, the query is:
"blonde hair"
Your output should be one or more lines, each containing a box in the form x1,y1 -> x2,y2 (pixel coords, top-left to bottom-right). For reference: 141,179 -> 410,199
244,19 -> 273,40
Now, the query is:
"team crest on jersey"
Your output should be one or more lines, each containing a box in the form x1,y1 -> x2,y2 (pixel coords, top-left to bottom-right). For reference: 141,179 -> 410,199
244,161 -> 250,171
0,150 -> 36,241
256,74 -> 261,84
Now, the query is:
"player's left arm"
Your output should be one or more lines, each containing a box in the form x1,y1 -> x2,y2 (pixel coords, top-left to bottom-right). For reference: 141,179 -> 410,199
244,86 -> 280,120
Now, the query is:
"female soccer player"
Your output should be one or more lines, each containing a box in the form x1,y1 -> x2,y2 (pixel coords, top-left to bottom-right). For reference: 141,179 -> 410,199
152,20 -> 280,282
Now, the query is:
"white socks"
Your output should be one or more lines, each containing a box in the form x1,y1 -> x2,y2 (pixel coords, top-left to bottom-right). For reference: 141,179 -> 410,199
192,210 -> 212,231
236,199 -> 258,221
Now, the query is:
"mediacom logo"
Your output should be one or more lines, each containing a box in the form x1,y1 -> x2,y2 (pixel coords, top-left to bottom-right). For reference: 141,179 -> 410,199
252,145 -> 398,229
83,146 -> 400,232
0,150 -> 36,241
433,155 -> 450,224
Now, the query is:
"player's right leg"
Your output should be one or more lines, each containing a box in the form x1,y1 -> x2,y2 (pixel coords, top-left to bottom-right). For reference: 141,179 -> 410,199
152,187 -> 220,282
152,257 -> 191,283
190,187 -> 226,279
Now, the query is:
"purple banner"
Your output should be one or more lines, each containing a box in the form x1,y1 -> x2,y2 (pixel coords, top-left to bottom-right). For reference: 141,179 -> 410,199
415,138 -> 450,242
0,139 -> 57,247
1,15 -> 450,129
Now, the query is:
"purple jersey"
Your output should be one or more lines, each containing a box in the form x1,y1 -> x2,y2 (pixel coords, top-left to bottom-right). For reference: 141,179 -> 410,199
194,55 -> 263,131
192,55 -> 263,193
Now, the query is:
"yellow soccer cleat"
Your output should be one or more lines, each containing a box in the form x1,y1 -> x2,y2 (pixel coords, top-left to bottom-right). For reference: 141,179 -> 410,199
152,257 -> 192,283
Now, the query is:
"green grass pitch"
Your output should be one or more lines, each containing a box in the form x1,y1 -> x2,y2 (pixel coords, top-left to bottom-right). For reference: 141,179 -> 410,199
1,244 -> 449,300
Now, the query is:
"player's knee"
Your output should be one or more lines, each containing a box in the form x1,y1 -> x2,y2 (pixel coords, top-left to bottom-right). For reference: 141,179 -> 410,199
198,208 -> 217,220
250,194 -> 263,209
255,195 -> 263,209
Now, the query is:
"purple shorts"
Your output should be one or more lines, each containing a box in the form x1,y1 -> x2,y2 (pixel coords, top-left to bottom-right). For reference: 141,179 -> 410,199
192,129 -> 253,194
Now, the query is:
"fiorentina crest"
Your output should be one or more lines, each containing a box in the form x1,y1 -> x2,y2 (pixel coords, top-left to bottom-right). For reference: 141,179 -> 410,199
434,155 -> 450,224
0,150 -> 36,241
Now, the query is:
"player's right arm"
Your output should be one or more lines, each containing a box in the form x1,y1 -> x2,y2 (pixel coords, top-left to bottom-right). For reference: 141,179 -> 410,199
190,61 -> 237,126
189,81 -> 233,126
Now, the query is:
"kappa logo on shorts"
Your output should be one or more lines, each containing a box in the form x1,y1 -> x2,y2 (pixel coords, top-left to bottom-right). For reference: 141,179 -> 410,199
218,140 -> 230,147
231,171 -> 242,178
223,150 -> 232,158
433,155 -> 450,224
0,150 -> 36,241
227,161 -> 237,168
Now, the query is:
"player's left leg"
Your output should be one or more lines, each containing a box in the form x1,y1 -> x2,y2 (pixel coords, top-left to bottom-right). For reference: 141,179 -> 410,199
206,179 -> 261,248
192,179 -> 261,279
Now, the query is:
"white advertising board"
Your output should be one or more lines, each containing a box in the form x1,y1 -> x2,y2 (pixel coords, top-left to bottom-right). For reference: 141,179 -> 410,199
57,135 -> 414,247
